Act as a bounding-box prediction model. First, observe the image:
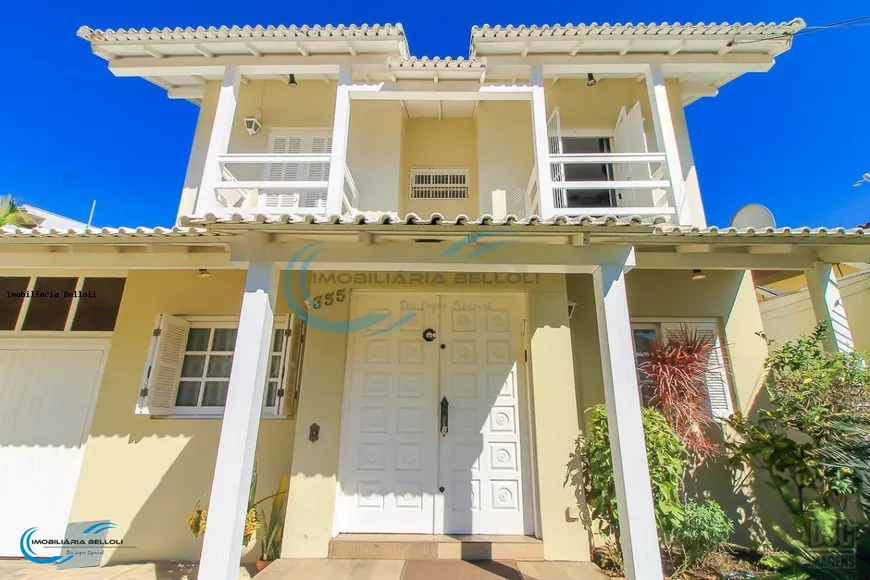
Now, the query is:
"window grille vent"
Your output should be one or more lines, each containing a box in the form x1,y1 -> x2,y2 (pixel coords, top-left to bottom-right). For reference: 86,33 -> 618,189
410,167 -> 470,200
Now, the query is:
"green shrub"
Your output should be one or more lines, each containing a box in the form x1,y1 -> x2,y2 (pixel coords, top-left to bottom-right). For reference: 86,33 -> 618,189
670,499 -> 733,570
568,404 -> 687,569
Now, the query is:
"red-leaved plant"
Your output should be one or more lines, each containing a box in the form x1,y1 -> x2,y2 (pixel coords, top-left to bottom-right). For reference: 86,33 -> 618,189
636,325 -> 720,462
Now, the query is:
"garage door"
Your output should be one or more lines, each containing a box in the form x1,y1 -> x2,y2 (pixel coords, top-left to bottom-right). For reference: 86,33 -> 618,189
0,345 -> 106,557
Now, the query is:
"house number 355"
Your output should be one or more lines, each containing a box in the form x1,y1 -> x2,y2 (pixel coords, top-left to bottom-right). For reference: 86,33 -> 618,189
307,288 -> 348,310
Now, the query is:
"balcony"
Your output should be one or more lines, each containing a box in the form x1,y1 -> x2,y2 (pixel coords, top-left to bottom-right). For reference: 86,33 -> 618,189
192,72 -> 689,224
212,153 -> 359,216
518,152 -> 674,220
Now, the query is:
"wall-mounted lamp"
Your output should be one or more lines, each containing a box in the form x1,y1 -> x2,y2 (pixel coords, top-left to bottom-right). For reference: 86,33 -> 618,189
198,269 -> 211,278
586,72 -> 598,87
692,269 -> 706,280
288,74 -> 298,86
243,111 -> 262,135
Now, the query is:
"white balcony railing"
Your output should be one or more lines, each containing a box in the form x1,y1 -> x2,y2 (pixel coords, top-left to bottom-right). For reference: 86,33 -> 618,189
207,153 -> 359,216
547,151 -> 676,218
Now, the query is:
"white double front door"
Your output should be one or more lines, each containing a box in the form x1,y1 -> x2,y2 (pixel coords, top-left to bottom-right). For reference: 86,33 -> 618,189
336,293 -> 532,535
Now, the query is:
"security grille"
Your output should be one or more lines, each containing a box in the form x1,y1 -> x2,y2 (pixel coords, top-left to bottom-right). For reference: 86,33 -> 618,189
410,167 -> 470,200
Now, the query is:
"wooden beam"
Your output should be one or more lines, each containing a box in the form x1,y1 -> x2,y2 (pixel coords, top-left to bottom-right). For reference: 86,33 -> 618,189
168,86 -> 206,100
245,42 -> 262,57
108,54 -> 383,77
0,252 -> 233,269
636,251 -> 815,270
570,233 -> 590,247
488,53 -> 775,75
748,245 -> 794,255
679,84 -> 718,98
675,244 -> 712,254
194,43 -> 214,58
143,45 -> 164,59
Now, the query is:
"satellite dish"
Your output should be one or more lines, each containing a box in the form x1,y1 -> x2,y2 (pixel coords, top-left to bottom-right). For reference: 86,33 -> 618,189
729,203 -> 776,229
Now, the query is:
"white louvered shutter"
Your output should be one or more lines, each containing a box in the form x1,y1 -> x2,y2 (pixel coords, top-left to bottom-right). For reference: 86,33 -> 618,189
302,136 -> 332,210
264,134 -> 304,210
136,314 -> 190,416
662,321 -> 734,419
279,315 -> 307,417
614,102 -> 652,207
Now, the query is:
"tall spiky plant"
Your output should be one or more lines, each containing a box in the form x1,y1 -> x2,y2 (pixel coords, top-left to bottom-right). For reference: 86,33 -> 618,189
636,325 -> 720,462
258,471 -> 289,562
0,195 -> 33,227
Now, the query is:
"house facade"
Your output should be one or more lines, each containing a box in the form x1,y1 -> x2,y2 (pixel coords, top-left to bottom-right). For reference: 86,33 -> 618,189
2,18 -> 868,580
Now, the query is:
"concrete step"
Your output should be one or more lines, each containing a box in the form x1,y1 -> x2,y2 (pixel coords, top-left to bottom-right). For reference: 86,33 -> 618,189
328,534 -> 544,561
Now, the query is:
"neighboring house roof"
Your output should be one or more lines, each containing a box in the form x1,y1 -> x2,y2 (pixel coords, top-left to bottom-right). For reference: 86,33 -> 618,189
20,204 -> 88,230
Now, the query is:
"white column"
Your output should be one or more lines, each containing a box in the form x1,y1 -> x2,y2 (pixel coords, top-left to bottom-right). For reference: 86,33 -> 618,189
806,262 -> 854,353
199,262 -> 279,580
326,65 -> 353,216
529,64 -> 555,220
592,252 -> 664,580
644,64 -> 693,226
198,66 -> 243,215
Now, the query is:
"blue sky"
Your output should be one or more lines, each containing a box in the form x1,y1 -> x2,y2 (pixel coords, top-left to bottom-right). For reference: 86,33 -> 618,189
2,1 -> 868,228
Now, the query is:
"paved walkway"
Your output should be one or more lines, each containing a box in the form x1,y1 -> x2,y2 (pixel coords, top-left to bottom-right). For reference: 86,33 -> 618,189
0,559 -> 610,580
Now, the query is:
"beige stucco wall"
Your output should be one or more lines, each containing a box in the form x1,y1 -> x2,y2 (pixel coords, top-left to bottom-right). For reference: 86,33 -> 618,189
281,272 -> 589,561
759,270 -> 870,351
567,269 -> 767,543
68,270 -> 296,564
347,101 -> 404,214
398,118 -> 480,218
475,101 -> 535,216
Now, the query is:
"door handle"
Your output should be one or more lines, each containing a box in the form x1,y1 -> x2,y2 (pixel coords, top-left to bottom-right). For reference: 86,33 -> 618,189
440,396 -> 449,437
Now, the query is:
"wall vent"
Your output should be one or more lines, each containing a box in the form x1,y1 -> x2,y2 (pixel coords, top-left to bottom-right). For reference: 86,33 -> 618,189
410,167 -> 470,200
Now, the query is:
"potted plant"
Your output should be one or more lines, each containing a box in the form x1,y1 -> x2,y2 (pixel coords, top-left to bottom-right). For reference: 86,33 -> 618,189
187,464 -> 269,558
256,471 -> 290,571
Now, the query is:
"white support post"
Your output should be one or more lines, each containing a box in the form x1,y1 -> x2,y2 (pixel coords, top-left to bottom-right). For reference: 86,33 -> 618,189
592,251 -> 664,580
529,64 -> 556,220
326,65 -> 353,216
644,64 -> 693,226
199,262 -> 279,580
198,66 -> 242,214
806,262 -> 854,353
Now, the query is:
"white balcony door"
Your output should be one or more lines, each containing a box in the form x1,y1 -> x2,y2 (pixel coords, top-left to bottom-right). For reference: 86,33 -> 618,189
613,103 -> 653,207
262,131 -> 332,211
336,293 -> 531,535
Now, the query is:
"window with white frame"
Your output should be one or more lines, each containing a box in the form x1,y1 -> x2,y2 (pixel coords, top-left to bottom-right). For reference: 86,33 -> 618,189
136,314 -> 306,418
630,319 -> 734,419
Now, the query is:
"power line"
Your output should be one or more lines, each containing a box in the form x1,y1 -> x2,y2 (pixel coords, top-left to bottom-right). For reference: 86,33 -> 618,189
727,15 -> 870,47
